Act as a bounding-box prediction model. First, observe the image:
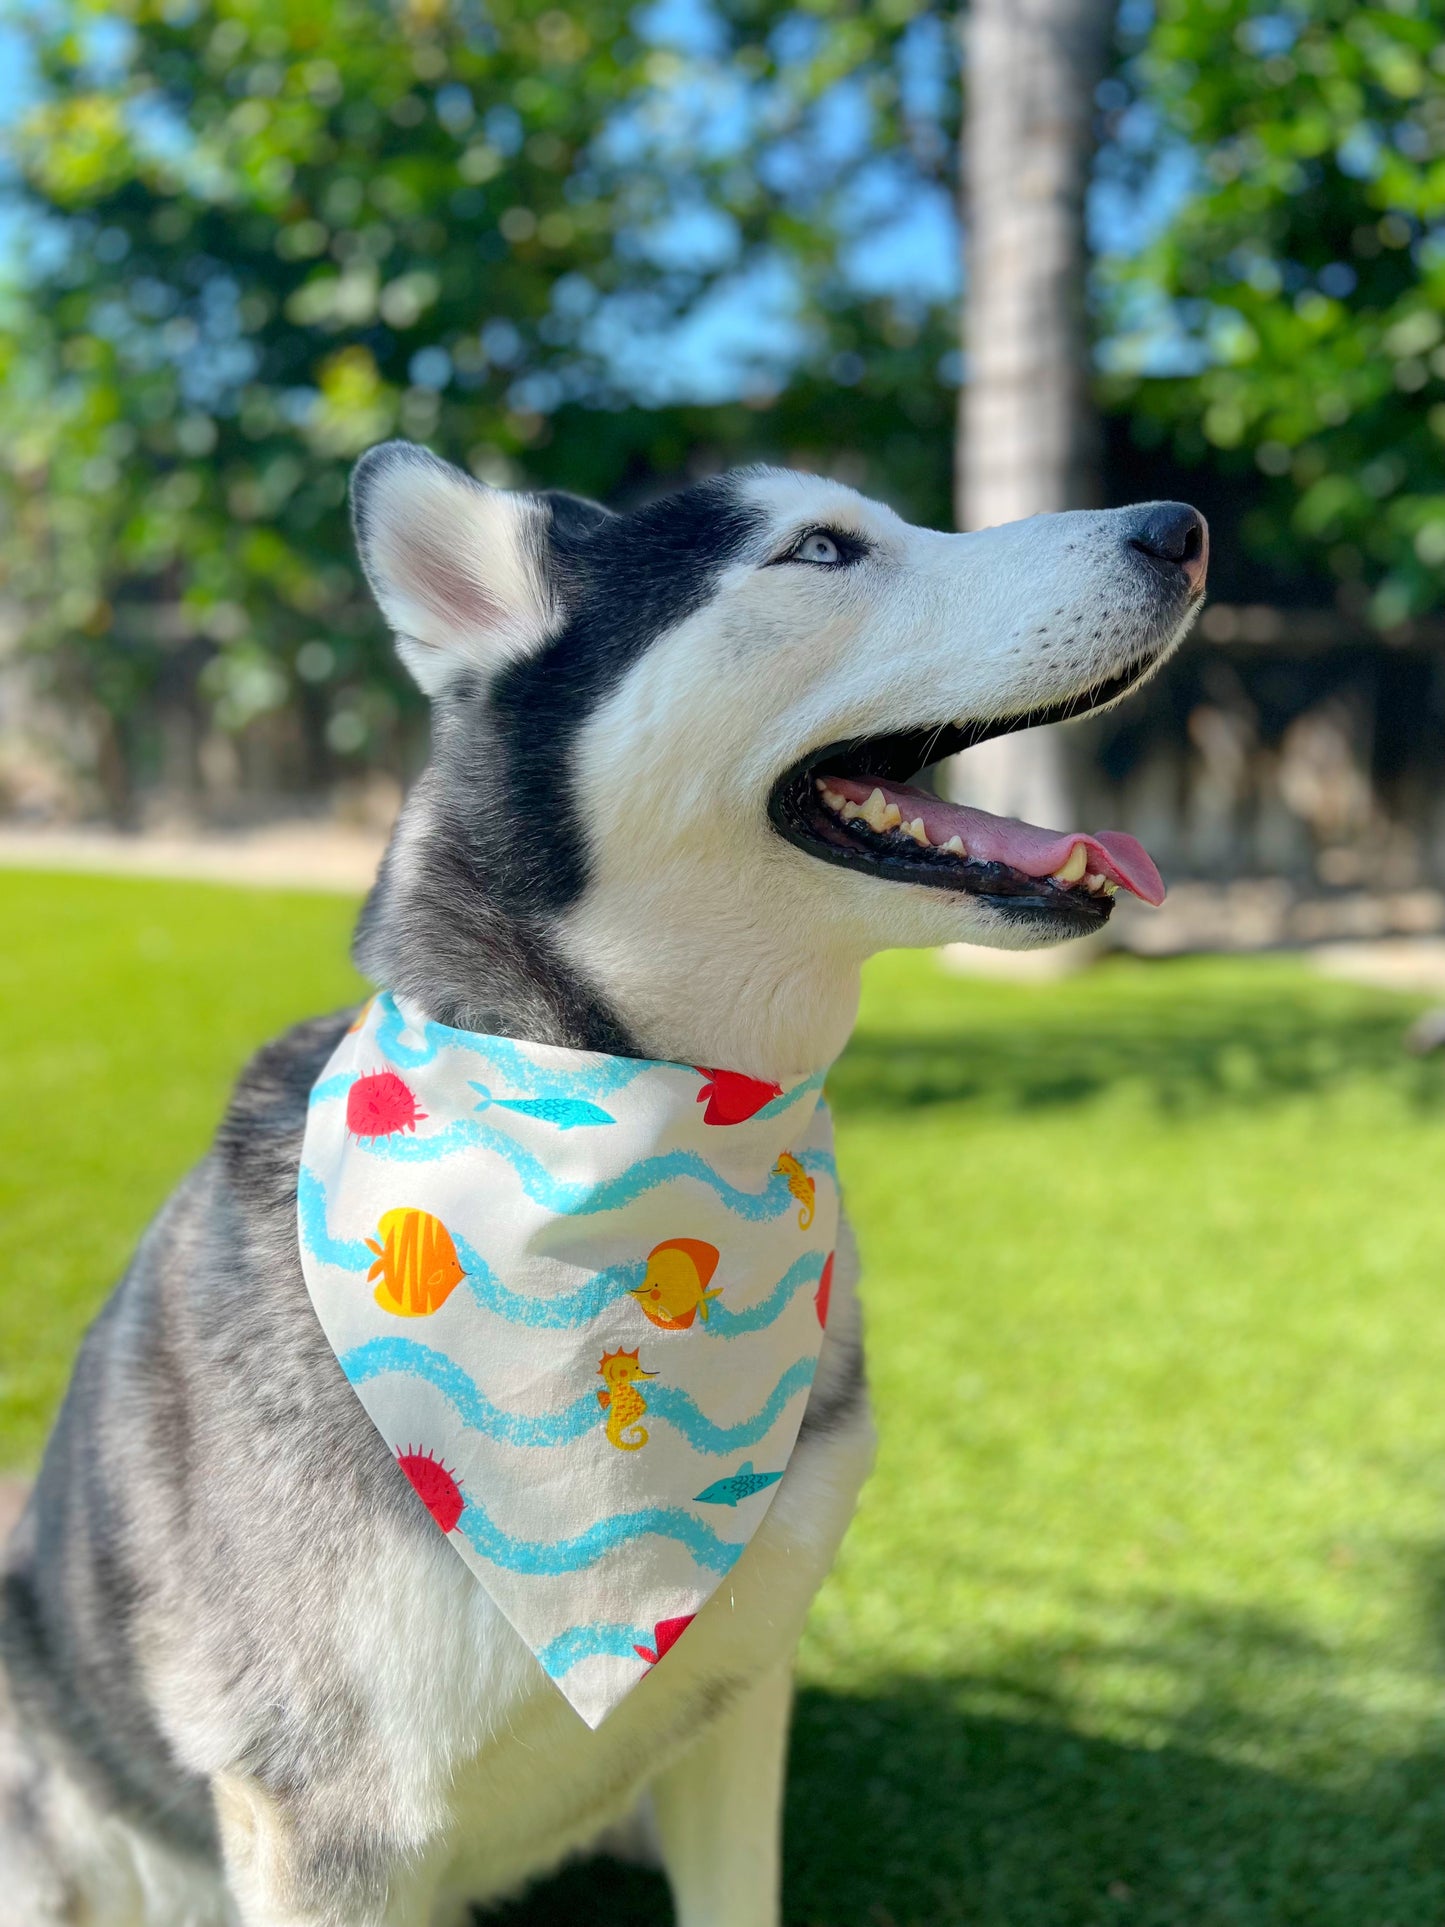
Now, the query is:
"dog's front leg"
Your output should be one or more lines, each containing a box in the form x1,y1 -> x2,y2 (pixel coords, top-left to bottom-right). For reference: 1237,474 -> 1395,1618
212,1772 -> 442,1927
649,1661 -> 794,1927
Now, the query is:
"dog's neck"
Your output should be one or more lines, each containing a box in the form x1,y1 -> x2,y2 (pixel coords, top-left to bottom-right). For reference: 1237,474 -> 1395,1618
558,860 -> 864,1078
354,787 -> 864,1082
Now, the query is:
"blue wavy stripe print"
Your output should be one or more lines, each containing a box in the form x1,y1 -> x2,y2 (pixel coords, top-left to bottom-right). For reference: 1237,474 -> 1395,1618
456,1496 -> 741,1576
297,1167 -> 371,1267
309,1071 -> 356,1109
705,1251 -> 824,1336
372,995 -> 655,1099
455,1242 -> 821,1336
340,1339 -> 816,1455
750,1069 -> 828,1121
647,1358 -> 815,1453
299,1172 -> 641,1326
351,997 -> 830,1125
299,1169 -> 822,1336
536,1622 -> 655,1678
344,1338 -> 596,1446
458,1240 -> 643,1328
348,1121 -> 836,1221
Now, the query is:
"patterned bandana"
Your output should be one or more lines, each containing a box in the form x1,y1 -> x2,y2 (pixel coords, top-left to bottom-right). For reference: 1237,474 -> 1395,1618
297,993 -> 837,1727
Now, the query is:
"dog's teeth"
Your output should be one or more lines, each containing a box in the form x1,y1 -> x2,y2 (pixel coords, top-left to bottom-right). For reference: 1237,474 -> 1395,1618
1051,843 -> 1088,884
942,835 -> 967,857
857,788 -> 897,833
1101,879 -> 1119,897
825,784 -> 920,837
1084,871 -> 1105,894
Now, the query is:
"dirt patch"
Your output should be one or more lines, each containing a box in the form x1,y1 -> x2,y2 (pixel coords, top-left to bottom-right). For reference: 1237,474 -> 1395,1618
0,821 -> 386,894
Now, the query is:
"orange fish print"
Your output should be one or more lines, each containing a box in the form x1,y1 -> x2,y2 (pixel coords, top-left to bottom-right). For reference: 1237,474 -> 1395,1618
365,1208 -> 467,1317
630,1238 -> 722,1331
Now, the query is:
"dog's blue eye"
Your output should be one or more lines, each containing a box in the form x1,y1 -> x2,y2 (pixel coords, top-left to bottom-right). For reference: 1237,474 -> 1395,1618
795,532 -> 840,565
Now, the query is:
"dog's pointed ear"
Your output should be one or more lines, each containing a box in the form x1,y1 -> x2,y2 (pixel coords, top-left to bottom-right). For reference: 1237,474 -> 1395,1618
350,441 -> 558,696
536,488 -> 614,542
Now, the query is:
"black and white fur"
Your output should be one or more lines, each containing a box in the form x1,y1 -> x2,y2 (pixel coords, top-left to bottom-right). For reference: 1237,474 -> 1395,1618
0,447 -> 1205,1926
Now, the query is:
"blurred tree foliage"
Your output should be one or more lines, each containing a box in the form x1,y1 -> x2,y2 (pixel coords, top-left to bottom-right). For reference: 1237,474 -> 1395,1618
0,0 -> 958,812
1109,0 -> 1445,630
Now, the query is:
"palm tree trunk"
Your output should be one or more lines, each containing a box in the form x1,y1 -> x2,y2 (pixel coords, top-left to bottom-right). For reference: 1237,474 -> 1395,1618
953,0 -> 1115,832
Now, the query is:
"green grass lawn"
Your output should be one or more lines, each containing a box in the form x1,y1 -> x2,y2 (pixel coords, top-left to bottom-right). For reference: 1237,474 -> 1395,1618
0,870 -> 365,1464
5,867 -> 1445,1924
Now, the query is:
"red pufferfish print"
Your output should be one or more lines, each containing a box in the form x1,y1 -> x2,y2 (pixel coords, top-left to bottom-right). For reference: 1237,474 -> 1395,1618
634,1614 -> 696,1666
693,1068 -> 783,1126
396,1447 -> 465,1534
815,1251 -> 834,1328
347,1070 -> 426,1142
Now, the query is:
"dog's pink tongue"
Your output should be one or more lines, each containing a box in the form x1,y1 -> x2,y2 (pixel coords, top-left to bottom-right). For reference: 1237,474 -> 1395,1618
826,777 -> 1166,905
955,814 -> 1165,905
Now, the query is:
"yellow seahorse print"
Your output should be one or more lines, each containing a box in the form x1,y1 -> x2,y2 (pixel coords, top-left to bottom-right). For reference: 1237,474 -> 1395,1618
773,1152 -> 815,1230
596,1348 -> 656,1451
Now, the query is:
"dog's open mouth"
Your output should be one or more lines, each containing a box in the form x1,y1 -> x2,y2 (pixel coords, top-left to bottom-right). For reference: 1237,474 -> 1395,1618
767,667 -> 1167,936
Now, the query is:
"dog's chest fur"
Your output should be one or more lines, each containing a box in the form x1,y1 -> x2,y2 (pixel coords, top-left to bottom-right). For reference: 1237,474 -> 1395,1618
357,1399 -> 869,1909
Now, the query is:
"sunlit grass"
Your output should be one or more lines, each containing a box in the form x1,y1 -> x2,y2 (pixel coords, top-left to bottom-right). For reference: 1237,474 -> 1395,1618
794,951 -> 1445,1925
0,870 -> 363,1465
5,871 -> 1445,1923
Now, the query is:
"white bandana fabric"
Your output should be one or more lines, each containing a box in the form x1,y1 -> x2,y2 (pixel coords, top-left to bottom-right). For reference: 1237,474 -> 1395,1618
297,994 -> 838,1727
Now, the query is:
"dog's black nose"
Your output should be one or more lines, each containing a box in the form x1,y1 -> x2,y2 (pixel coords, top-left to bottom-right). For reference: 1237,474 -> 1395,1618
1127,502 -> 1209,593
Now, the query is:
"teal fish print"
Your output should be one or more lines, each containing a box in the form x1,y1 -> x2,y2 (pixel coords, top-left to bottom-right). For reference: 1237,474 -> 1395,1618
470,1083 -> 615,1130
694,1461 -> 784,1508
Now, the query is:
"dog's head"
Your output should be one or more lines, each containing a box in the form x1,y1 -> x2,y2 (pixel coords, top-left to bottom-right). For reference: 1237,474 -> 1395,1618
352,444 -> 1205,1063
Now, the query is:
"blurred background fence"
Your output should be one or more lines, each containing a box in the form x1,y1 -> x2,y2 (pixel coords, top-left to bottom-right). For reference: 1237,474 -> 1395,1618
5,0 -> 1445,944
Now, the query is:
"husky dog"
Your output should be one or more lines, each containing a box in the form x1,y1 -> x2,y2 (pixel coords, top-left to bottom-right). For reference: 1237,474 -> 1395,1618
0,447 -> 1206,1927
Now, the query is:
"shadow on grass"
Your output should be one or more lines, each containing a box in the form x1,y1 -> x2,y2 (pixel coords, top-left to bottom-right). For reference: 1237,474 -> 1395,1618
487,1578 -> 1445,1927
831,992 -> 1437,1118
786,1680 -> 1445,1926
487,1676 -> 1445,1927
